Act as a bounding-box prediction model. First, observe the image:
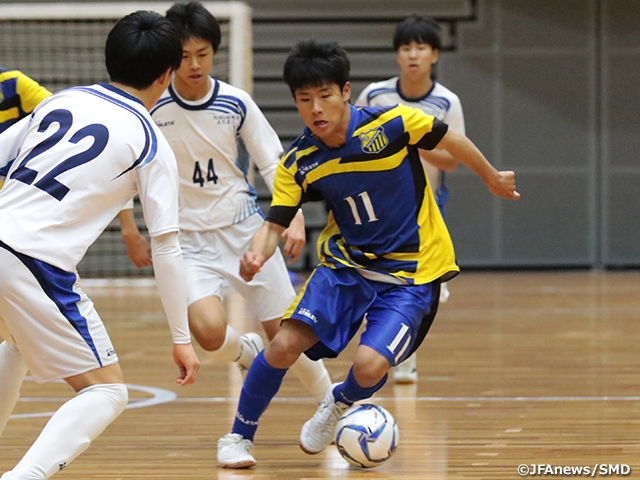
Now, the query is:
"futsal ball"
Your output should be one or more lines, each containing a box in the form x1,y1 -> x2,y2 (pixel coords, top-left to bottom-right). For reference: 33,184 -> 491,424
335,403 -> 399,468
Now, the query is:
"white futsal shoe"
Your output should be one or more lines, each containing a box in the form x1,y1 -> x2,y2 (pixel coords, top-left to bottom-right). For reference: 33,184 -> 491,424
299,383 -> 349,454
236,332 -> 263,375
440,282 -> 450,303
393,352 -> 418,384
217,433 -> 256,469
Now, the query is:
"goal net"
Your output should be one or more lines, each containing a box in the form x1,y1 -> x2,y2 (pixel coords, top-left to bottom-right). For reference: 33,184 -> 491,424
0,2 -> 252,277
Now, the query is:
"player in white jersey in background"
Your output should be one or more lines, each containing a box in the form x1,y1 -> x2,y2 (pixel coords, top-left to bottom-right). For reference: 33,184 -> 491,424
119,1 -> 331,402
355,15 -> 466,384
0,11 -> 200,479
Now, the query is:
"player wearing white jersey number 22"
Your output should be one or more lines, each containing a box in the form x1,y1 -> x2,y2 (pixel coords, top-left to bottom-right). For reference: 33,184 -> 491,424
0,11 -> 199,479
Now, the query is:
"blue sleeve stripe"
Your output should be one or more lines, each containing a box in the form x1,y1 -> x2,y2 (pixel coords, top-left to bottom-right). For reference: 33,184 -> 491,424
367,87 -> 395,103
216,95 -> 248,130
73,87 -> 158,176
150,97 -> 174,115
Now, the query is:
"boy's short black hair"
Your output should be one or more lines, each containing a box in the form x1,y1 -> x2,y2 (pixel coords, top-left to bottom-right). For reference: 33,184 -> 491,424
166,2 -> 222,52
283,39 -> 350,94
393,15 -> 442,51
105,10 -> 182,90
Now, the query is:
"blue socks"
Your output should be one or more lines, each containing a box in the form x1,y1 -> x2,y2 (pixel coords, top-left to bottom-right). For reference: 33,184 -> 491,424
332,367 -> 388,405
232,350 -> 287,441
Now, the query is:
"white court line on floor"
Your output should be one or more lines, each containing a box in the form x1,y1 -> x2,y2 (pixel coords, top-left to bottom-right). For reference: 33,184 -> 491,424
171,395 -> 640,403
14,393 -> 640,420
12,383 -> 176,419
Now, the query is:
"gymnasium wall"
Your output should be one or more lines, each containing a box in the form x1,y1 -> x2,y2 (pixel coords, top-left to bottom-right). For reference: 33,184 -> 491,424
246,0 -> 640,269
2,0 -> 639,270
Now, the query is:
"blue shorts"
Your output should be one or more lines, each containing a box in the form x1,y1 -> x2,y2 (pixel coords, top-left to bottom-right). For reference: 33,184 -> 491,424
284,266 -> 440,366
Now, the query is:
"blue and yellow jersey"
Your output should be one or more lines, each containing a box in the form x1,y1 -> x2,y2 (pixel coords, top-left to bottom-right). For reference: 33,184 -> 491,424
0,68 -> 51,134
268,103 -> 459,285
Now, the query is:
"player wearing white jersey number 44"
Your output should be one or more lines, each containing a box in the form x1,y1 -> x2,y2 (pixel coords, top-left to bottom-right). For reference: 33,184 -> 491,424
118,2 -> 331,403
0,11 -> 200,480
355,15 -> 465,385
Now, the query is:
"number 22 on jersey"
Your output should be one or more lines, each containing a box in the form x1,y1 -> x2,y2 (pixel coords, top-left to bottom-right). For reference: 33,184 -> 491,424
10,108 -> 109,201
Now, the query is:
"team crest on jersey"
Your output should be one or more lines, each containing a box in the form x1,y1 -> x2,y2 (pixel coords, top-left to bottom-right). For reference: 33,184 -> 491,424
359,127 -> 388,154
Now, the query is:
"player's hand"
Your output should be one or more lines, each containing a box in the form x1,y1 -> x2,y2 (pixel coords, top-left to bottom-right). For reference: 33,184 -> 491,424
486,170 -> 520,200
123,233 -> 152,268
172,343 -> 200,386
239,251 -> 266,282
281,210 -> 306,263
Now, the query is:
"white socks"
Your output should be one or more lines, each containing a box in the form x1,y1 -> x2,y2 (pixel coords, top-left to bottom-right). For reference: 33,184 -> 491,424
2,383 -> 128,480
206,325 -> 331,402
206,325 -> 242,363
0,342 -> 29,436
289,355 -> 332,403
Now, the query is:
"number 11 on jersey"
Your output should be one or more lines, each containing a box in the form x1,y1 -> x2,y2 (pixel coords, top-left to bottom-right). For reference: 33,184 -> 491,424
345,191 -> 378,225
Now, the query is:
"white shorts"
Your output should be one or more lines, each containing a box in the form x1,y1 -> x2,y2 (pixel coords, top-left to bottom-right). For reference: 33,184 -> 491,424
180,213 -> 296,322
0,243 -> 118,382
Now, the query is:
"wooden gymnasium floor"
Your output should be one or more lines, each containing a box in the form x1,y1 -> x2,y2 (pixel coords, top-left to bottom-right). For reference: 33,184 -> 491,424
2,271 -> 639,479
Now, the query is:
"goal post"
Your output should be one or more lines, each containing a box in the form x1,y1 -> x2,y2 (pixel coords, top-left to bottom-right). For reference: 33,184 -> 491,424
0,2 -> 253,93
0,2 -> 253,278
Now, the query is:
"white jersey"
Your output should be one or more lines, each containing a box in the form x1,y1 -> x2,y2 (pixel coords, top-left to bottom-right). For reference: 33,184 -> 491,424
355,78 -> 465,205
151,77 -> 283,231
0,83 -> 180,272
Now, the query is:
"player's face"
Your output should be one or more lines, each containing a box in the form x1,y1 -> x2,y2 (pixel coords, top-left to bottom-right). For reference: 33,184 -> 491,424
293,82 -> 352,148
173,36 -> 215,100
396,41 -> 439,81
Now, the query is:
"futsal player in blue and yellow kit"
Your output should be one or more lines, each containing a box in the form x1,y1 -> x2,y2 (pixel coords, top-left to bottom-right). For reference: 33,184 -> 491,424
0,68 -> 51,189
0,67 -> 51,134
217,39 -> 520,469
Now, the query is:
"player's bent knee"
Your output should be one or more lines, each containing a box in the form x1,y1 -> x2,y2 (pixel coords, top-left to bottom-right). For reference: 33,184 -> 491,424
193,332 -> 225,352
352,356 -> 390,387
264,338 -> 302,369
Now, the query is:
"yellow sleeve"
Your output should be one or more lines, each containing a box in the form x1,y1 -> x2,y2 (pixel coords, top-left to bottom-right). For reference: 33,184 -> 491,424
396,104 -> 449,151
271,152 -> 303,208
16,72 -> 51,114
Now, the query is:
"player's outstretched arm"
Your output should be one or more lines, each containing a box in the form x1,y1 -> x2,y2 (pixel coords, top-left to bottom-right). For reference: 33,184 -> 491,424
150,232 -> 200,384
437,130 -> 520,200
118,208 -> 152,268
281,209 -> 306,263
240,221 -> 286,281
419,148 -> 458,172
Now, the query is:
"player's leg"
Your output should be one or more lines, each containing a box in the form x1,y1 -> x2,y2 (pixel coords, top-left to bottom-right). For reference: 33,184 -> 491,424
262,319 -> 331,403
299,343 -> 388,455
393,281 -> 443,384
225,213 -> 331,399
2,365 -> 128,480
287,268 -> 376,454
181,229 -> 262,372
0,340 -> 28,436
0,247 -> 127,479
188,295 -> 261,371
301,279 -> 439,454
218,318 -> 319,468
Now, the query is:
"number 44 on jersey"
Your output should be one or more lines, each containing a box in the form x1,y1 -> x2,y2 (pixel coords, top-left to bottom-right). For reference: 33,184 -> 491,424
193,158 -> 218,187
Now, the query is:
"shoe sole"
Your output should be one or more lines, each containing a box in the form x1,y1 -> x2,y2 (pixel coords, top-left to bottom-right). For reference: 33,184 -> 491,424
299,441 -> 323,455
394,377 -> 418,384
221,460 -> 256,469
